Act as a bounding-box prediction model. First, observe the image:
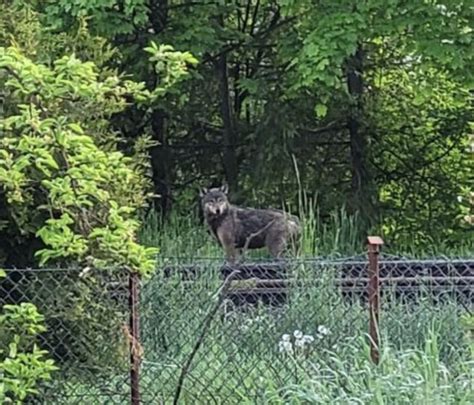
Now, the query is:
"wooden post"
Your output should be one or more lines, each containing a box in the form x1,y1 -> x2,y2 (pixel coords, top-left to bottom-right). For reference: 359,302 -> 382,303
129,271 -> 141,405
367,236 -> 383,365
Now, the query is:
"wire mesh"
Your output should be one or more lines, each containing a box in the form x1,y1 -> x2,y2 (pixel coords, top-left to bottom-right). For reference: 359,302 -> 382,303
0,256 -> 472,404
0,268 -> 130,404
139,256 -> 473,403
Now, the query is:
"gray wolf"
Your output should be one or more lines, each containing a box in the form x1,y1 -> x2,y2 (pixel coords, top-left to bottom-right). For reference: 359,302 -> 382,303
200,185 -> 301,262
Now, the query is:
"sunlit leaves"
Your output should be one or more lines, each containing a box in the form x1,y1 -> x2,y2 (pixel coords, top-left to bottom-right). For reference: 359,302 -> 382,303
368,67 -> 471,245
282,0 -> 473,98
144,41 -> 198,97
0,40 -> 197,275
315,104 -> 328,119
0,303 -> 58,403
43,0 -> 150,36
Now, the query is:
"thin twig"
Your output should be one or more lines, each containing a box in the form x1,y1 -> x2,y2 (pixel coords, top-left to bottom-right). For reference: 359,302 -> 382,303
173,269 -> 241,405
241,219 -> 277,259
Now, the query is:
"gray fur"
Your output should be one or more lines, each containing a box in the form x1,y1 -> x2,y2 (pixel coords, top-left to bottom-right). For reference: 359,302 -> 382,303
200,186 -> 301,262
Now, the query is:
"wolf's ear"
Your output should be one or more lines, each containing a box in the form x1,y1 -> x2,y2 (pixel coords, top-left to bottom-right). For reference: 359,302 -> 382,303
199,187 -> 208,198
220,184 -> 229,194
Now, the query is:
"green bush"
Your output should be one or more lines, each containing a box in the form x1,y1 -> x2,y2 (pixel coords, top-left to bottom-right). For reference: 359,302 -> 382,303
0,300 -> 57,404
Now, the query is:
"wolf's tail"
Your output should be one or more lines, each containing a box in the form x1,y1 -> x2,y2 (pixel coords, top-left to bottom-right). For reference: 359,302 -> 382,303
286,215 -> 302,256
287,215 -> 301,237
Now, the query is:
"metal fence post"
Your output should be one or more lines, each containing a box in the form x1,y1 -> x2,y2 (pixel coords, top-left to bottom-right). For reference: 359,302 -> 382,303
367,236 -> 383,365
129,271 -> 141,405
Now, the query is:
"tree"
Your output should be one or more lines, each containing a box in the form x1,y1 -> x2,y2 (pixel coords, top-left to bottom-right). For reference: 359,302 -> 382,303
0,3 -> 197,270
278,0 -> 472,226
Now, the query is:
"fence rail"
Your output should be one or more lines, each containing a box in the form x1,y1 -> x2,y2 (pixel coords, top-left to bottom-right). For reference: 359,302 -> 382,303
1,238 -> 473,404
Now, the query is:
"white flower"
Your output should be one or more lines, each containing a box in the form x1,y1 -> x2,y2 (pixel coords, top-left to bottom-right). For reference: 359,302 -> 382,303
318,325 -> 330,336
282,334 -> 291,342
294,333 -> 315,349
295,338 -> 305,348
294,330 -> 303,339
278,340 -> 293,354
303,335 -> 315,344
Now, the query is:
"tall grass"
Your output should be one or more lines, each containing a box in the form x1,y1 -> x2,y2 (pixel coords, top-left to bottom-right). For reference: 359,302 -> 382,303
139,149 -> 474,258
54,211 -> 472,403
134,200 -> 473,403
139,204 -> 473,260
264,332 -> 473,404
139,204 -> 367,260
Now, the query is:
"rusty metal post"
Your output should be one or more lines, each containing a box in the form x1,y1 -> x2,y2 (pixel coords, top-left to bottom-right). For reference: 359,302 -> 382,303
129,271 -> 141,405
367,236 -> 383,365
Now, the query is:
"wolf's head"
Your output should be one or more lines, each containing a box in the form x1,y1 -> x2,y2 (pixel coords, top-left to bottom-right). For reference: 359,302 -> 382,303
199,185 -> 230,218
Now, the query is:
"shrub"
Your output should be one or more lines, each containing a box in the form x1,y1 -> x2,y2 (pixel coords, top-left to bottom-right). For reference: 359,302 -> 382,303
0,299 -> 57,404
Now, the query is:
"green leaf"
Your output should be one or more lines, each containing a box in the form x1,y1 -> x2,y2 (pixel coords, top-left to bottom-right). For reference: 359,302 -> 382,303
67,123 -> 84,134
315,104 -> 328,118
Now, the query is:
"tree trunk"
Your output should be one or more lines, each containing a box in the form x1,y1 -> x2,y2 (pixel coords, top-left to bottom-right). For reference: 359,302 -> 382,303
217,52 -> 239,194
346,45 -> 375,228
146,0 -> 172,217
150,110 -> 172,217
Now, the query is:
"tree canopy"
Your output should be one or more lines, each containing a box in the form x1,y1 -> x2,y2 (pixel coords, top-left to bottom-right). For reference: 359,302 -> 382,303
0,0 -> 472,267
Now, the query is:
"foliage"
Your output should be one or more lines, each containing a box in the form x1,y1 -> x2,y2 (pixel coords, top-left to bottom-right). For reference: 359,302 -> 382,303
266,335 -> 472,404
140,201 -> 473,259
33,0 -> 474,250
0,4 -> 196,271
0,4 -> 195,395
0,2 -> 472,399
367,67 -> 472,246
43,0 -> 150,37
0,45 -> 150,273
0,302 -> 57,404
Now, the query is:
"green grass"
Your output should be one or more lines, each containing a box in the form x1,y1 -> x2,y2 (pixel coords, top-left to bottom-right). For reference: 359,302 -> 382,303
139,207 -> 367,260
263,333 -> 473,404
45,258 -> 473,404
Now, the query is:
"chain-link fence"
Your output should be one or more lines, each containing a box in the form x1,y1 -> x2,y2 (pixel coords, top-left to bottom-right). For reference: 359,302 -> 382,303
0,268 -> 131,404
1,245 -> 473,404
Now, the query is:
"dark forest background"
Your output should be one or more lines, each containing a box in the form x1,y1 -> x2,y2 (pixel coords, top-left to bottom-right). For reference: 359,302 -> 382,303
1,0 -> 473,267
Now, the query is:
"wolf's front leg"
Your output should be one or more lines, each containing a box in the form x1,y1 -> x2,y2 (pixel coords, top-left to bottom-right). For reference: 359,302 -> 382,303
267,234 -> 287,260
224,244 -> 239,265
217,228 -> 239,264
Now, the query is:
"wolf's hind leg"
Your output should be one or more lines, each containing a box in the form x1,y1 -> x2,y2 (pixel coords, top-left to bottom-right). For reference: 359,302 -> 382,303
266,234 -> 287,259
288,232 -> 301,257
